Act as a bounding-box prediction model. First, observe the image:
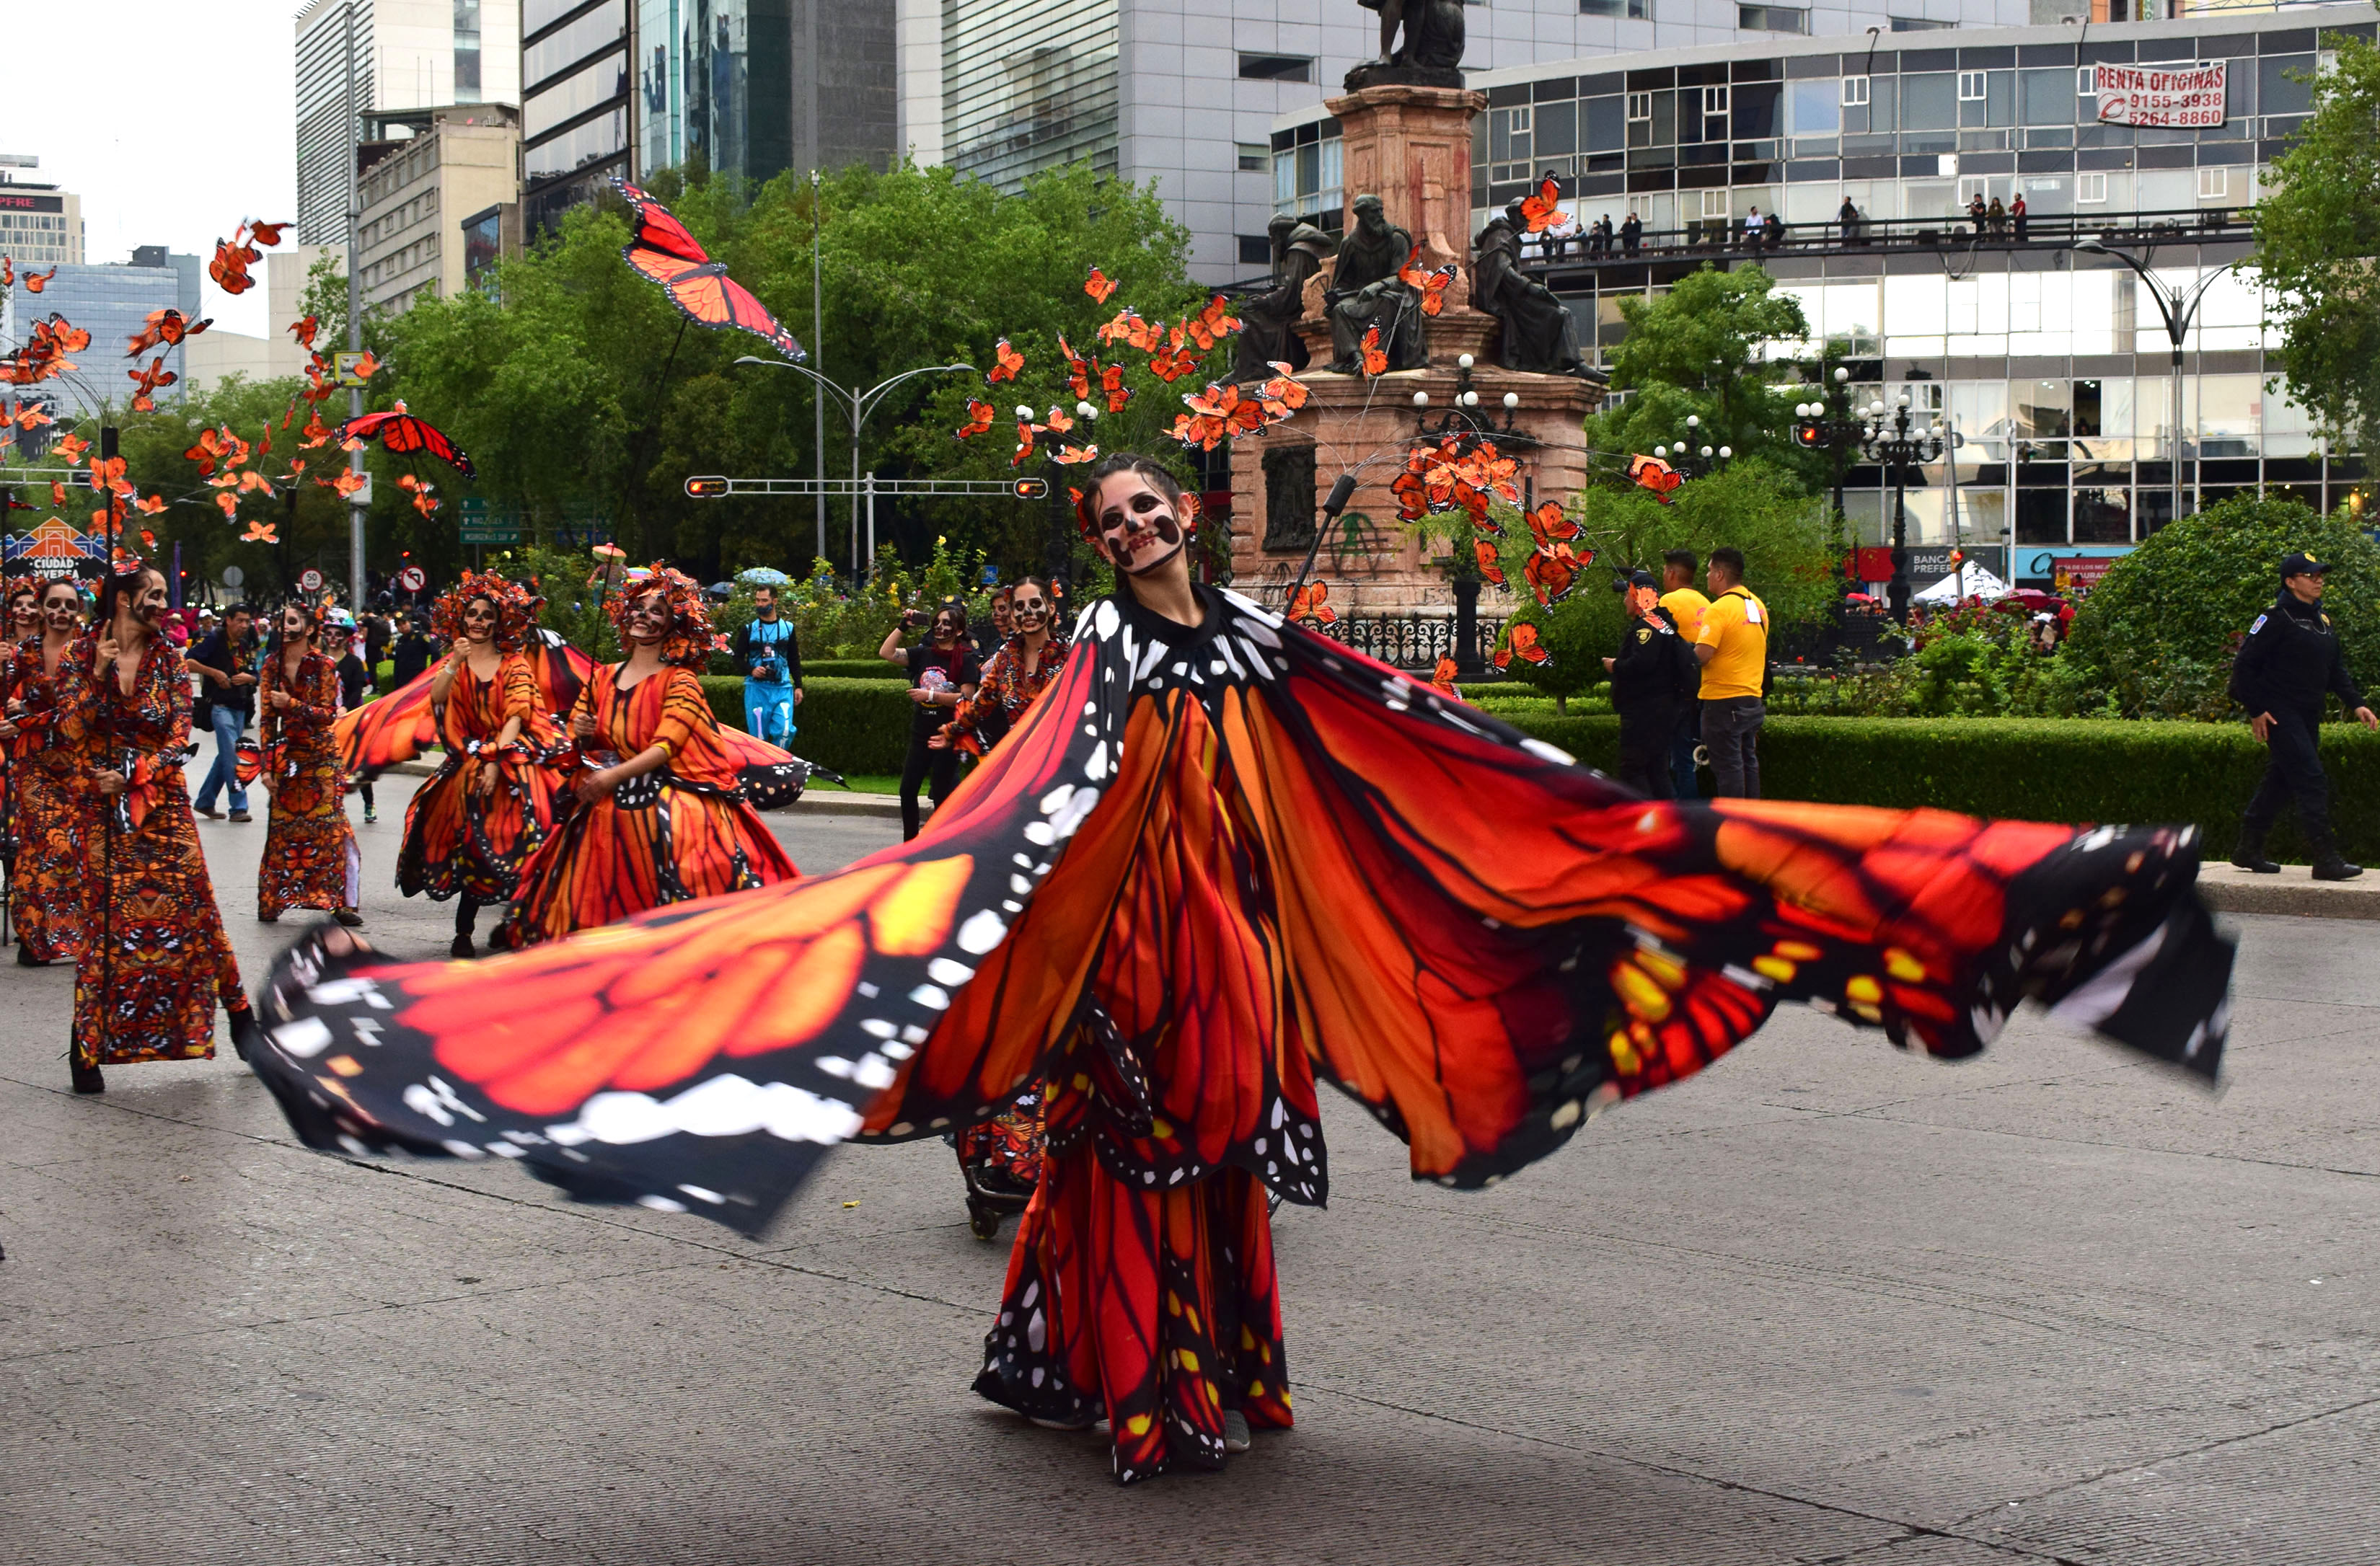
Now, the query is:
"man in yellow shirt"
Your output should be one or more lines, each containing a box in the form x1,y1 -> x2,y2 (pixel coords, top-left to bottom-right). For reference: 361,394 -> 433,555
1693,546 -> 1768,798
1658,549 -> 1711,797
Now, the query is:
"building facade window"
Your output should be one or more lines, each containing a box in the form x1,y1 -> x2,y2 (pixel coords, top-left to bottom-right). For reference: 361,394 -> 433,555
2079,171 -> 2108,204
1959,71 -> 1987,101
1841,75 -> 1871,107
1738,6 -> 1807,35
1238,54 -> 1314,83
1580,0 -> 1652,14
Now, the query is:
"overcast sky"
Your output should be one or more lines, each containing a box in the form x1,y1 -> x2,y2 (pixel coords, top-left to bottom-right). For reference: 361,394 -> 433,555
1,0 -> 299,337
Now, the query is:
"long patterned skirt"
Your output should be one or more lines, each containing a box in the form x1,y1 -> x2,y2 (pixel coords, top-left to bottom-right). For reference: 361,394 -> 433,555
258,747 -> 361,918
396,754 -> 553,905
74,798 -> 244,1067
495,773 -> 796,949
973,1140 -> 1292,1484
13,751 -> 92,962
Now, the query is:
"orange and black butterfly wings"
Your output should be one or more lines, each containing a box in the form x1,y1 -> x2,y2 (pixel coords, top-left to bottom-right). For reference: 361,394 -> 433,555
333,668 -> 438,777
613,178 -> 805,361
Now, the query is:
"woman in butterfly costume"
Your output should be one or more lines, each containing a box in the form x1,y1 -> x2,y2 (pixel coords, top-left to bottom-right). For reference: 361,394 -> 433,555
395,572 -> 565,957
3,577 -> 92,965
493,567 -> 797,950
929,575 -> 1071,1234
248,452 -> 2233,1485
255,601 -> 363,926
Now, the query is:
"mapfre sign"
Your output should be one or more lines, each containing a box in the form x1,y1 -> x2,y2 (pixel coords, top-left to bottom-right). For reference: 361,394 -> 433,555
2094,61 -> 2227,128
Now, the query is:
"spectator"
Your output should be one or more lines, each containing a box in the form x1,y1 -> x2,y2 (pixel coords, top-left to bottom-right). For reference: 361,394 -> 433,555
2009,192 -> 2028,242
1968,193 -> 1988,236
328,611 -> 379,823
1743,206 -> 1764,249
189,603 -> 259,822
389,609 -> 435,689
1988,196 -> 2008,236
1593,215 -> 1613,257
1548,209 -> 1582,262
362,606 -> 392,669
880,600 -> 982,841
1621,211 -> 1642,256
1694,547 -> 1769,800
1838,195 -> 1862,246
1658,550 -> 1711,800
1763,209 -> 1785,252
971,586 -> 1014,666
733,583 -> 803,746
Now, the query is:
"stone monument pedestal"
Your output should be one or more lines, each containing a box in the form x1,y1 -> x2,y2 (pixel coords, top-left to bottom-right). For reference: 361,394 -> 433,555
1225,80 -> 1602,625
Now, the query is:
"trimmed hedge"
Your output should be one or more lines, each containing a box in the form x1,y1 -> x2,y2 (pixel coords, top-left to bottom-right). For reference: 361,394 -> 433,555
699,676 -> 2380,864
700,675 -> 915,775
1502,712 -> 2380,864
803,659 -> 909,681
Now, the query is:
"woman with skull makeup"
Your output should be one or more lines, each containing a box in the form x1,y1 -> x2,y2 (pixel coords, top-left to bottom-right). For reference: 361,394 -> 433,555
493,566 -> 796,950
3,577 -> 92,966
397,572 -> 566,957
930,575 -> 1070,1237
256,454 -> 2236,1488
255,599 -> 363,926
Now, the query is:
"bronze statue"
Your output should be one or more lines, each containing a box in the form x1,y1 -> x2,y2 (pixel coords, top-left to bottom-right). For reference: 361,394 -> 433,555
1354,0 -> 1464,73
1237,216 -> 1336,381
1326,195 -> 1428,375
1473,201 -> 1589,376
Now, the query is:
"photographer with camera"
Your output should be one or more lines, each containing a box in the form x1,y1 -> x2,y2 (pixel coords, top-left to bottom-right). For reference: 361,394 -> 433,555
879,599 -> 981,840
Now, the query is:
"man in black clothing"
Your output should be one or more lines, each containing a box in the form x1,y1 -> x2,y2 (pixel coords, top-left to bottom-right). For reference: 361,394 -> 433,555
1602,571 -> 1695,798
389,609 -> 435,689
329,614 -> 380,823
189,604 -> 259,821
1620,211 -> 1642,256
2229,551 -> 2379,880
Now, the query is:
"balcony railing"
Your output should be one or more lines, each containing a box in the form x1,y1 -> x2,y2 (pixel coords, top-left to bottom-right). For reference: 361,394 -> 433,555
1521,205 -> 2253,275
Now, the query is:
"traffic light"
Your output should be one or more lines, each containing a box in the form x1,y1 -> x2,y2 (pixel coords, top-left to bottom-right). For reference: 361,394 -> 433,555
684,476 -> 730,498
1795,421 -> 1824,449
1011,477 -> 1049,500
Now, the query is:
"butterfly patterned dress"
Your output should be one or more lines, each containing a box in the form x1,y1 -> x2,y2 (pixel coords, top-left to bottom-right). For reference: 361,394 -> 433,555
946,632 -> 1073,1200
395,653 -> 564,905
247,586 -> 2234,1485
8,633 -> 93,963
495,663 -> 798,949
257,650 -> 361,919
59,633 -> 244,1067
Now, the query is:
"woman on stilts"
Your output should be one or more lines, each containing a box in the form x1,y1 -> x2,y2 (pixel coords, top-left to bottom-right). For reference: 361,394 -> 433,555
255,601 -> 363,927
395,572 -> 562,957
495,566 -> 796,950
929,575 -> 1070,1237
4,578 -> 93,966
60,565 -> 259,1094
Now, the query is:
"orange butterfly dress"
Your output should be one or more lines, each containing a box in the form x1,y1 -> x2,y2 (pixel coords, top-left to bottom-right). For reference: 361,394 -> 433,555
495,663 -> 798,949
255,650 -> 361,920
395,653 -> 564,906
58,633 -> 244,1068
249,589 -> 2232,1487
6,632 -> 94,963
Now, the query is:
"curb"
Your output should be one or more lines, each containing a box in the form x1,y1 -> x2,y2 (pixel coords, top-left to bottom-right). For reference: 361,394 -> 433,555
2197,864 -> 2380,921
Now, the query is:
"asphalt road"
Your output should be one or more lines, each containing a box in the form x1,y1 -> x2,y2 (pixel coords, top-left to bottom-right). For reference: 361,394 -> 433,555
1,752 -> 2374,1565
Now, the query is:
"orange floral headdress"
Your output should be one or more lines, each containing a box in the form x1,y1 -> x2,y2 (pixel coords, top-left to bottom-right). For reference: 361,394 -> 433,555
608,564 -> 722,668
431,569 -> 539,652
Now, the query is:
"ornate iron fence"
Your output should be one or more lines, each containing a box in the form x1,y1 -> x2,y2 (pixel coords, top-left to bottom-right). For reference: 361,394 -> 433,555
1303,614 -> 1505,670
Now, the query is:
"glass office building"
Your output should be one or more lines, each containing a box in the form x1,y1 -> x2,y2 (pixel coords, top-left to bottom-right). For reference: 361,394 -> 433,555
1272,3 -> 2374,582
524,0 -> 635,233
1,262 -> 188,419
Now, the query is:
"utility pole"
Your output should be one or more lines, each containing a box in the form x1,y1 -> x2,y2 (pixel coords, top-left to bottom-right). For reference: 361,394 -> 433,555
344,1 -> 367,611
810,170 -> 826,570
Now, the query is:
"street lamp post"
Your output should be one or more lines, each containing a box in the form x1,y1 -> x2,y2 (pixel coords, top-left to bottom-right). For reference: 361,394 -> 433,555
1792,364 -> 1860,604
2071,238 -> 2246,530
1652,412 -> 1734,479
733,356 -> 974,579
1853,393 -> 1945,621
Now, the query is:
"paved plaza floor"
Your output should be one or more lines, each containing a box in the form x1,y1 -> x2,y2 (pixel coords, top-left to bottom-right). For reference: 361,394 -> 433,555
1,757 -> 2374,1565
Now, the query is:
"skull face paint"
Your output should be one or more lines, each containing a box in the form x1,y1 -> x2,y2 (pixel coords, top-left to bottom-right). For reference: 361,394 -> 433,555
1092,471 -> 1186,578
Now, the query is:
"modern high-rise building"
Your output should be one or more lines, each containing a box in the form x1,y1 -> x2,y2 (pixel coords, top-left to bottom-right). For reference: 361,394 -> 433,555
358,104 -> 524,311
0,156 -> 84,270
525,2 -> 898,234
909,0 -> 2126,283
1,255 -> 191,417
296,0 -> 524,244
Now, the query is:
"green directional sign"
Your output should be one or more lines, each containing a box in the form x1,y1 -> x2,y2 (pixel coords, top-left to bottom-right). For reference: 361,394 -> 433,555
457,496 -> 521,545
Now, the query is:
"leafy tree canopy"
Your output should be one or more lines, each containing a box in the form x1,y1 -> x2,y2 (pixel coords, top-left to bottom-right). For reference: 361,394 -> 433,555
2253,28 -> 2380,459
1584,265 -> 1819,483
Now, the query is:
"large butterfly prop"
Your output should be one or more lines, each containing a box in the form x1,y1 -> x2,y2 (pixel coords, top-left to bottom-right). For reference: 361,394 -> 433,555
255,590 -> 2230,1239
335,402 -> 476,480
614,180 -> 804,362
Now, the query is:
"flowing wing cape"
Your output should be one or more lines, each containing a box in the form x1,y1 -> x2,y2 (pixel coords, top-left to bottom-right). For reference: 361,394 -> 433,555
251,590 -> 2231,1237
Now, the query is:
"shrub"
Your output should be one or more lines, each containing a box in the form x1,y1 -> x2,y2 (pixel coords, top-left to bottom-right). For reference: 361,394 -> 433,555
2064,492 -> 2380,715
698,675 -> 916,775
1499,710 -> 2380,862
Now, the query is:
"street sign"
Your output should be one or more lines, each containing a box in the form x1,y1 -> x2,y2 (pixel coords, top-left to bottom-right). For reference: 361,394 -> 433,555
222,565 -> 244,588
347,472 -> 373,507
299,567 -> 325,593
457,496 -> 521,545
396,565 -> 426,593
333,350 -> 376,388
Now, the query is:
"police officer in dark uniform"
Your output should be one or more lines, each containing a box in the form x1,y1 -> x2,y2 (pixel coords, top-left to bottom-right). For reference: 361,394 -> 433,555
1603,570 -> 1695,797
2229,550 -> 2379,880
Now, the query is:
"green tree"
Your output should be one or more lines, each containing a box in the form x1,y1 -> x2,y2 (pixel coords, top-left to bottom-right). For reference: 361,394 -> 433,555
1480,457 -> 1835,705
1584,265 -> 1815,480
2064,491 -> 2380,718
2253,27 -> 2380,459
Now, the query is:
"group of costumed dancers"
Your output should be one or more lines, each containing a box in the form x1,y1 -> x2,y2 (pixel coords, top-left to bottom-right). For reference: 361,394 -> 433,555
0,559 -> 817,1098
244,450 -> 2237,1487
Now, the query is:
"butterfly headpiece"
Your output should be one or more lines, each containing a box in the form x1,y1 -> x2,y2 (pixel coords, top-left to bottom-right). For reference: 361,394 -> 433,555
607,563 -> 723,668
431,570 -> 539,653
